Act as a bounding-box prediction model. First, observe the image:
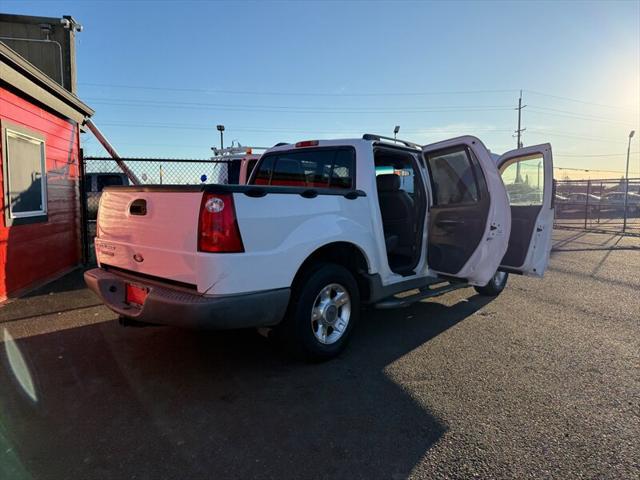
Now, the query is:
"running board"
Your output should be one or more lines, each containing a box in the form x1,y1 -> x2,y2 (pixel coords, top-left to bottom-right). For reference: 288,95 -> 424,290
374,281 -> 469,309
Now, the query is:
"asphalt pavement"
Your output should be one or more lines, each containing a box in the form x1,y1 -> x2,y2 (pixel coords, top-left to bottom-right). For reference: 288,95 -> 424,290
0,230 -> 638,479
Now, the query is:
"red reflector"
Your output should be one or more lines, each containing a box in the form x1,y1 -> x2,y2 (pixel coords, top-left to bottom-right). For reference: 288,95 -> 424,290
198,193 -> 245,253
126,283 -> 148,306
295,140 -> 319,148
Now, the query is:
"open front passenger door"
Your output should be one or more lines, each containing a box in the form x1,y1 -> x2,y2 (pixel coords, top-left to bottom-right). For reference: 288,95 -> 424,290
422,136 -> 511,286
497,144 -> 553,276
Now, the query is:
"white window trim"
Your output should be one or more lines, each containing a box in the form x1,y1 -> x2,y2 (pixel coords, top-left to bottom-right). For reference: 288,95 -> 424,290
5,128 -> 48,219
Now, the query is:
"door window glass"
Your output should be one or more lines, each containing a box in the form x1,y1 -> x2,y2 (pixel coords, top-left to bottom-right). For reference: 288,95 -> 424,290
500,154 -> 544,206
426,149 -> 479,205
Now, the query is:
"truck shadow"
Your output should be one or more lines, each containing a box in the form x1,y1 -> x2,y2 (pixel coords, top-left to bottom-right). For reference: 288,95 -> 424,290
0,293 -> 492,479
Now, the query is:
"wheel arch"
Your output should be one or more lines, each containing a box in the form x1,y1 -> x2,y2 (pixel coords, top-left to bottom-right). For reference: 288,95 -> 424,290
291,242 -> 372,302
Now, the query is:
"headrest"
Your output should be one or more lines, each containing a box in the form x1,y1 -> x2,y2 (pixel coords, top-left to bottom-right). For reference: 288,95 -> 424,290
376,173 -> 400,192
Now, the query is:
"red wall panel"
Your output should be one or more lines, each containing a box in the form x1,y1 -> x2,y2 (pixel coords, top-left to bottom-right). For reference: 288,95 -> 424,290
0,86 -> 82,299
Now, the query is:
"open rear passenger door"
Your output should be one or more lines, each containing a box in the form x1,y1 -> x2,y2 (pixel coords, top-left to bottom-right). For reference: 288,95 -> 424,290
496,144 -> 553,276
422,136 -> 511,286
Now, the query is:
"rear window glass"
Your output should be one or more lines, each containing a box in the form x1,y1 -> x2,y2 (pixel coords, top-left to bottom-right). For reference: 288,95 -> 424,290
251,148 -> 355,189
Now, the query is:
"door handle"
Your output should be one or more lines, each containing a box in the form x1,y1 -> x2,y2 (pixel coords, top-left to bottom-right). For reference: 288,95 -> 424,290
436,219 -> 463,227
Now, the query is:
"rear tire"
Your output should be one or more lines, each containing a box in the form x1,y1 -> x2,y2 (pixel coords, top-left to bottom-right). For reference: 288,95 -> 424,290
276,263 -> 360,361
474,271 -> 509,297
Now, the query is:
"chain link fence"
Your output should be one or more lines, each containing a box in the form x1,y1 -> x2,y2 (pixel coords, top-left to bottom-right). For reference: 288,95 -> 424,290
79,157 -> 640,264
554,178 -> 640,236
81,156 -> 236,261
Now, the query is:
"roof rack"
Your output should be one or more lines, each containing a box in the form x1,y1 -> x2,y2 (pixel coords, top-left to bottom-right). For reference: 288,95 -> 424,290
210,146 -> 267,156
362,133 -> 421,150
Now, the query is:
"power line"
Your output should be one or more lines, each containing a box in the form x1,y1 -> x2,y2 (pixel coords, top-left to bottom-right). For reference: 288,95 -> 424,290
554,166 -> 640,174
84,98 -> 514,114
526,128 -> 629,143
528,105 -> 637,124
524,89 -> 635,111
555,151 -> 640,157
78,82 -> 635,112
527,108 -> 637,127
89,120 -> 517,134
89,120 -> 631,146
79,82 -> 518,97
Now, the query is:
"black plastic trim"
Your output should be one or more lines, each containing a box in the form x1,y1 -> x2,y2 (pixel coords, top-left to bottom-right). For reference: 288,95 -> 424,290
363,273 -> 461,304
102,264 -> 198,291
104,183 -> 367,199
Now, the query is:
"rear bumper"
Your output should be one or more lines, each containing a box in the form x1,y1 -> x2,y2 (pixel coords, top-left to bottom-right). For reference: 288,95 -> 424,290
84,268 -> 290,329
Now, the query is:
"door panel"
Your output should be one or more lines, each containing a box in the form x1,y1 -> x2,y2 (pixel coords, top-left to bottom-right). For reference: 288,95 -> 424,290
497,144 -> 553,276
422,136 -> 510,286
501,205 -> 539,266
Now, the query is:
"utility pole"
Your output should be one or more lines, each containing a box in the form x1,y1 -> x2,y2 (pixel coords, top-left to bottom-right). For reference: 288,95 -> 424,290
514,89 -> 526,183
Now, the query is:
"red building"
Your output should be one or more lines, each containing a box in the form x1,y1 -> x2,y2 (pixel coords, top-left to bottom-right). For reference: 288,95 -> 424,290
0,42 -> 93,300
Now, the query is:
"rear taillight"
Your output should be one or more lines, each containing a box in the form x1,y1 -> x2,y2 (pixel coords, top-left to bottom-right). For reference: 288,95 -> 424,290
198,193 -> 244,253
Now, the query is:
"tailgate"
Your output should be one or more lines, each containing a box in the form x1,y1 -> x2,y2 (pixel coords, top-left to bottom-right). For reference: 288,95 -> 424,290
96,188 -> 203,287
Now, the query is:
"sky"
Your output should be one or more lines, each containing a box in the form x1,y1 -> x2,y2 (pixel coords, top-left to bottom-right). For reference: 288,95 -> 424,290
3,0 -> 640,177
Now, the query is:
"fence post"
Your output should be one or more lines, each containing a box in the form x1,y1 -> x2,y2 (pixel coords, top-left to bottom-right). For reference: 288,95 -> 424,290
78,148 -> 90,265
622,177 -> 630,233
597,182 -> 603,224
584,180 -> 591,229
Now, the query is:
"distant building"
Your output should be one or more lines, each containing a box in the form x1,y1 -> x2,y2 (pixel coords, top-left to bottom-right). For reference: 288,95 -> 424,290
0,15 -> 93,300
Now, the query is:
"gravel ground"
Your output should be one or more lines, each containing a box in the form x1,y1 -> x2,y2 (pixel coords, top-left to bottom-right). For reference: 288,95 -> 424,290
0,230 -> 638,479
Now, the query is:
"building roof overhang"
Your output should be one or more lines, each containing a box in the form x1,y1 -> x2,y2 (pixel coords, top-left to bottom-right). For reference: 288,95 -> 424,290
0,41 -> 94,123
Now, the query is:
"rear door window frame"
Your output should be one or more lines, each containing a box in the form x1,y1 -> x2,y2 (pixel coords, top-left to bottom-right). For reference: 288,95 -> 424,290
423,145 -> 486,208
249,146 -> 356,189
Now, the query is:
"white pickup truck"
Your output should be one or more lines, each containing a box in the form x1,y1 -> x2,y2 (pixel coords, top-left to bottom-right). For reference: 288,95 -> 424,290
85,134 -> 554,360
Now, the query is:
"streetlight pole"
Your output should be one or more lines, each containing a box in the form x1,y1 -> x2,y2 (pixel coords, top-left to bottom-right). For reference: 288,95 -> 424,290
622,129 -> 635,232
216,124 -> 225,151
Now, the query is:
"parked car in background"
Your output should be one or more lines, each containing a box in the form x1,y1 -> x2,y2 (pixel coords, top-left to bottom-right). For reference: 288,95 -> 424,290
85,172 -> 130,219
565,192 -> 601,213
566,192 -> 601,204
600,191 -> 640,213
85,135 -> 554,360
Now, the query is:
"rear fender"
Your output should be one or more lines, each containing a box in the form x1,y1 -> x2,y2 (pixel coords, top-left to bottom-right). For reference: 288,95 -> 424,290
199,214 -> 378,295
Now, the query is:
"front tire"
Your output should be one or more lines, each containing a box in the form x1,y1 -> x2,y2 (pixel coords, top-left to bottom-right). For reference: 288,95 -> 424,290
474,271 -> 509,297
277,263 -> 360,361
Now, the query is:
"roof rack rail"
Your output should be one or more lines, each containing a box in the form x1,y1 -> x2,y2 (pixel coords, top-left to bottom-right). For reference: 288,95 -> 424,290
362,133 -> 421,150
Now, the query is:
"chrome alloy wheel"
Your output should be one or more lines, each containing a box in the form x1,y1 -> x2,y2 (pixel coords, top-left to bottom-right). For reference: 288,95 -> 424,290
311,283 -> 351,345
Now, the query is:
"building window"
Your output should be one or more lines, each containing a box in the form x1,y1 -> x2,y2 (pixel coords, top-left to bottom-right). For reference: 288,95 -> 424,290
2,123 -> 48,226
